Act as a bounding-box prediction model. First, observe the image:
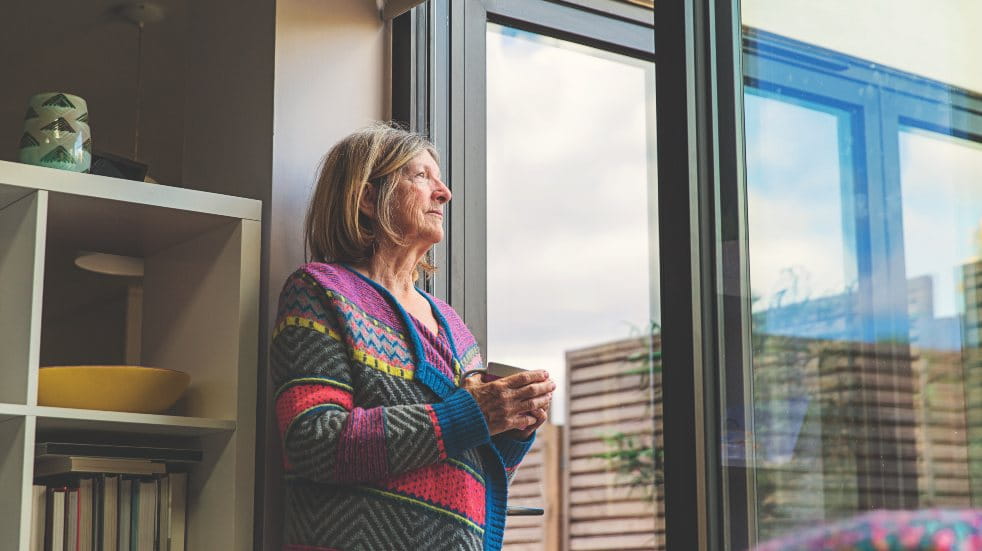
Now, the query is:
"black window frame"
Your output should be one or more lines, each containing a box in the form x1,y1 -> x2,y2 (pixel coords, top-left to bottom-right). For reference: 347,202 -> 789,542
393,1 -> 730,550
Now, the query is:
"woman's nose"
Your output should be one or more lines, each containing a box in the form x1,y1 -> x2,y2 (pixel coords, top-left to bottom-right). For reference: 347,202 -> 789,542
434,180 -> 452,203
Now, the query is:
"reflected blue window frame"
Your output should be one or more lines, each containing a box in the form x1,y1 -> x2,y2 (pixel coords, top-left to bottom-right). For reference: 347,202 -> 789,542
743,86 -> 863,342
740,28 -> 982,521
743,28 -> 982,346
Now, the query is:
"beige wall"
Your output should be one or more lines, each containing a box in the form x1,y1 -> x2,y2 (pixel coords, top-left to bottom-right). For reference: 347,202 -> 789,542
270,0 -> 388,293
262,0 -> 389,548
0,0 -> 188,187
180,0 -> 276,201
744,0 -> 982,93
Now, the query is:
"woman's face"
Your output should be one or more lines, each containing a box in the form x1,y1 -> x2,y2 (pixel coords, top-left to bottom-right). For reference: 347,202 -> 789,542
392,150 -> 451,246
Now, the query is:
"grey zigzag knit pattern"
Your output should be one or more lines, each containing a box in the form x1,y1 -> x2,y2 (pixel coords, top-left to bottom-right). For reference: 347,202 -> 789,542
272,264 -> 534,551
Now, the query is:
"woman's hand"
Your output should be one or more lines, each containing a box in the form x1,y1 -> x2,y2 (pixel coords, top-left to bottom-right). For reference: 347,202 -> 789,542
507,407 -> 548,440
463,370 -> 555,436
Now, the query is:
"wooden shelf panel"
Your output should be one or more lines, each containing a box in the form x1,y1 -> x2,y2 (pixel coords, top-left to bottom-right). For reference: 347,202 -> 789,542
0,161 -> 261,221
30,406 -> 235,436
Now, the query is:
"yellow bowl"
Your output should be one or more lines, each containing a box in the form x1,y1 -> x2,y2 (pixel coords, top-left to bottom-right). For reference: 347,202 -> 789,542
38,365 -> 190,414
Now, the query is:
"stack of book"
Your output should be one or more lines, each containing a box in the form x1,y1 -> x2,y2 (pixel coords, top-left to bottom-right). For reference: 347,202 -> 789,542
29,442 -> 201,551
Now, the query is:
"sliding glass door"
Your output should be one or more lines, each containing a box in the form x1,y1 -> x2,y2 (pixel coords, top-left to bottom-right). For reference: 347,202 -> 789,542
422,0 -> 980,548
485,22 -> 658,551
729,3 -> 982,547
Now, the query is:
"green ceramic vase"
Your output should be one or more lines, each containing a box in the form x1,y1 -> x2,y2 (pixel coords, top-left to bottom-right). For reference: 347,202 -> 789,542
18,92 -> 91,172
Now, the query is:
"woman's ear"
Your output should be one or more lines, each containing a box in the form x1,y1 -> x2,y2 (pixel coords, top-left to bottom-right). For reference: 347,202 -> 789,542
359,184 -> 378,218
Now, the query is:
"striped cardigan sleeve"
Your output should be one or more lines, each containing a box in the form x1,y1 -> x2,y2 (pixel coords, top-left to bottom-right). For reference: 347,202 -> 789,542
492,432 -> 535,486
271,270 -> 490,482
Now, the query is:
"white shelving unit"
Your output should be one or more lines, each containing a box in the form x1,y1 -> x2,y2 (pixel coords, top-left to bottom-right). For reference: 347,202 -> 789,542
0,160 -> 261,550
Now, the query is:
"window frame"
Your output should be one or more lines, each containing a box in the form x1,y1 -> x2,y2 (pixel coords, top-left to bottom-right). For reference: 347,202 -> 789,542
396,1 -> 729,549
419,0 -> 654,347
394,1 -> 982,550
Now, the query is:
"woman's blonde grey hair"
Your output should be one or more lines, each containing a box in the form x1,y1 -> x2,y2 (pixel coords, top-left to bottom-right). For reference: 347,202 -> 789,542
305,122 -> 439,275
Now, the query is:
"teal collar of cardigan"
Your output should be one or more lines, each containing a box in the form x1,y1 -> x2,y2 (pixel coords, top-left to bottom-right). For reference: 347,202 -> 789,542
341,264 -> 463,398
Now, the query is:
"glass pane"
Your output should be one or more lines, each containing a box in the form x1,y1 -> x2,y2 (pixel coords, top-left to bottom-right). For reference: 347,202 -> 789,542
486,24 -> 659,551
734,3 -> 982,548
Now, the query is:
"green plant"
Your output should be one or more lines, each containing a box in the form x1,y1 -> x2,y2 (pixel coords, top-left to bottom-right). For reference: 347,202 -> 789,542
594,431 -> 662,500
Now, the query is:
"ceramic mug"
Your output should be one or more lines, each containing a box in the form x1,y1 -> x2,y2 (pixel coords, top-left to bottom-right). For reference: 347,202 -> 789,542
18,92 -> 91,172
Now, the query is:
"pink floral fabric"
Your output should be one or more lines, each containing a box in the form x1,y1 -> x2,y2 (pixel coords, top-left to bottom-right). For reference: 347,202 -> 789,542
753,510 -> 982,551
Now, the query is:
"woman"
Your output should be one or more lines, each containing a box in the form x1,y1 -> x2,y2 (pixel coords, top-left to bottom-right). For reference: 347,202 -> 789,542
272,123 -> 556,551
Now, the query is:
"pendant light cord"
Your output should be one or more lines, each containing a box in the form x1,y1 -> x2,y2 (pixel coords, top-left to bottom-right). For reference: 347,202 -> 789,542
134,20 -> 144,161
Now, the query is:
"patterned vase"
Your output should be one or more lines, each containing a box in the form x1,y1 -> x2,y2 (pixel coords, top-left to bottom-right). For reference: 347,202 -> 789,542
18,92 -> 91,172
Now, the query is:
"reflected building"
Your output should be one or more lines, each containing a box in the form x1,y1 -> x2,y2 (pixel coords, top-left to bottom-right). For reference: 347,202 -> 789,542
961,260 -> 982,501
751,267 -> 982,540
752,333 -> 920,539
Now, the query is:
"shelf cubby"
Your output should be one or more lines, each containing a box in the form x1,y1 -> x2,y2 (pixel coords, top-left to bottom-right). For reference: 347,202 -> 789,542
0,161 -> 260,551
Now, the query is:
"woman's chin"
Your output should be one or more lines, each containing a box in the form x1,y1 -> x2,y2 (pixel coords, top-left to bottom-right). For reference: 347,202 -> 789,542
422,227 -> 445,245
405,231 -> 444,249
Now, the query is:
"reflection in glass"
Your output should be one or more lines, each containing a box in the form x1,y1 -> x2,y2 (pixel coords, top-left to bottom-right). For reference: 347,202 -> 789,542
899,128 -> 982,507
746,91 -> 855,332
486,24 -> 659,550
736,5 -> 982,548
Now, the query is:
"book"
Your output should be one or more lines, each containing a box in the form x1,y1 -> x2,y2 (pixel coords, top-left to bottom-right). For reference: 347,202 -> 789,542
31,485 -> 45,551
168,473 -> 187,551
35,456 -> 166,478
136,479 -> 158,551
39,472 -> 183,551
101,475 -> 119,551
65,487 -> 78,551
45,486 -> 66,551
118,479 -> 132,551
157,476 -> 170,551
130,480 -> 139,551
36,442 -> 202,463
93,476 -> 102,551
79,478 -> 92,551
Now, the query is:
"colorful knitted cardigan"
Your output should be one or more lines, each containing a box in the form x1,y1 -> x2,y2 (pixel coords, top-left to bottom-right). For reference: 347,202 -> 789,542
272,263 -> 534,551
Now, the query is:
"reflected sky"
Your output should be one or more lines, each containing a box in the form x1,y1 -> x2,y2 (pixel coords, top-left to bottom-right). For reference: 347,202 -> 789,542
900,128 -> 982,319
745,91 -> 853,311
486,25 -> 656,423
746,91 -> 982,348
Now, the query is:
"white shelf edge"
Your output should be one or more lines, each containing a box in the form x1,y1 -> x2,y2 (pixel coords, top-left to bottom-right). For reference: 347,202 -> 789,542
0,403 -> 29,417
0,161 -> 262,221
28,405 -> 236,432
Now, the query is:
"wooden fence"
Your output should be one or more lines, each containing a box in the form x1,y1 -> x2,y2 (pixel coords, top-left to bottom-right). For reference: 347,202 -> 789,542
503,423 -> 563,551
565,336 -> 663,551
503,336 -> 663,551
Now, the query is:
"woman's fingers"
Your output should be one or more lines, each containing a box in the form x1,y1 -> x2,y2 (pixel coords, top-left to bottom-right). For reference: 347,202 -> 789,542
512,380 -> 557,400
503,370 -> 549,388
511,408 -> 548,438
519,394 -> 552,413
464,369 -> 555,435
